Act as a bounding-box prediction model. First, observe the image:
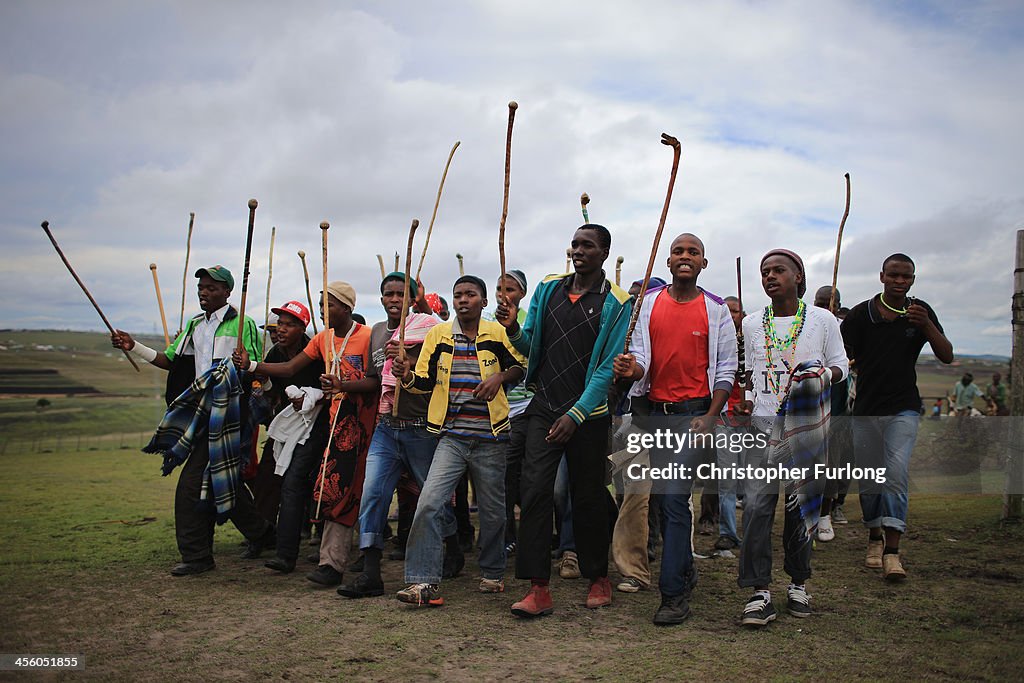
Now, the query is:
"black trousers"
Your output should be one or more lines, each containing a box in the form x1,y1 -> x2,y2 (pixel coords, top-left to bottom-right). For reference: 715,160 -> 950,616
175,437 -> 271,562
516,410 -> 611,581
504,414 -> 528,545
275,410 -> 329,561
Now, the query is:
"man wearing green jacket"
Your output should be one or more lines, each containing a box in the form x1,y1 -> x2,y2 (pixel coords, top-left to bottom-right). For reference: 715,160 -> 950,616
496,224 -> 632,617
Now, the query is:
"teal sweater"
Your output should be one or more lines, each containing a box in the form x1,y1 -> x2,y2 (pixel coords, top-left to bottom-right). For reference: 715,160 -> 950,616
508,273 -> 632,425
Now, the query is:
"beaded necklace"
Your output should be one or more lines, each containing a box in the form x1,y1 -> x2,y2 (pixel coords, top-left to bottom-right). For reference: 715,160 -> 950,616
762,300 -> 807,412
879,293 -> 911,316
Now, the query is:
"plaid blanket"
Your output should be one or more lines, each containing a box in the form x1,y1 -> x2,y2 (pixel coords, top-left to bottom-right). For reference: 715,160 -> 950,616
143,358 -> 249,520
767,360 -> 831,538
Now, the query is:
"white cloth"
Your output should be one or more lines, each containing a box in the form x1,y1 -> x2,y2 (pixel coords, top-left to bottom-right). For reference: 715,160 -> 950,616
267,385 -> 325,476
742,304 -> 848,418
189,303 -> 230,375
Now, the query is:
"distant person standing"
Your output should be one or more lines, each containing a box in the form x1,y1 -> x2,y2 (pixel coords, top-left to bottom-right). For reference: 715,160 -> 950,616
953,373 -> 984,416
842,253 -> 953,581
986,372 -> 1009,416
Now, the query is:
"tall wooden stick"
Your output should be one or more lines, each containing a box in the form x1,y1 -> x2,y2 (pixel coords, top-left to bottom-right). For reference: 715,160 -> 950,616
179,212 -> 194,335
565,248 -> 571,272
150,263 -> 170,347
314,220 -> 338,520
416,141 -> 461,281
624,134 -> 682,353
615,256 -> 623,287
262,226 -> 276,354
736,256 -> 746,382
498,102 -> 518,299
1006,230 -> 1024,520
829,173 -> 852,312
298,250 -> 317,335
394,252 -> 399,273
376,254 -> 386,279
236,199 -> 258,353
393,219 -> 420,417
41,221 -> 139,372
456,253 -> 465,276
581,193 -> 591,223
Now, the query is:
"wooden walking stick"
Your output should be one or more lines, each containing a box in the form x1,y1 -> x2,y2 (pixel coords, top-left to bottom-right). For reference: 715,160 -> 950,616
623,133 -> 682,353
298,250 -> 318,334
456,253 -> 465,276
581,193 -> 590,223
615,256 -> 624,287
236,199 -> 258,353
393,219 -> 420,417
416,141 -> 461,281
376,254 -> 386,279
179,212 -> 194,336
41,221 -> 139,371
565,248 -> 571,272
498,102 -> 518,298
736,256 -> 746,383
315,220 -> 341,519
829,173 -> 852,313
394,251 -> 400,273
262,226 -> 276,353
149,263 -> 170,347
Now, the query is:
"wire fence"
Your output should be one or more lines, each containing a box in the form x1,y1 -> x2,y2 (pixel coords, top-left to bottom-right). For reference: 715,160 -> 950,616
0,431 -> 154,455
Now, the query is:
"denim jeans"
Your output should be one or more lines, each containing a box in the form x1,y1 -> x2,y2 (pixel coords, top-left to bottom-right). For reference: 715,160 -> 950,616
649,408 -> 709,598
356,421 -> 453,551
716,426 -> 743,544
554,455 -> 576,553
854,411 -> 919,534
404,435 -> 507,583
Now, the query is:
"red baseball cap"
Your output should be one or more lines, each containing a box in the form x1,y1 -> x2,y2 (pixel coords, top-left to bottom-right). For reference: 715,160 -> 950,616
271,300 -> 311,327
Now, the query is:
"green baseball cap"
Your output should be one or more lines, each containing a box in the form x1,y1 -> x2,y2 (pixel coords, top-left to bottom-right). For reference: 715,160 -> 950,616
194,265 -> 234,290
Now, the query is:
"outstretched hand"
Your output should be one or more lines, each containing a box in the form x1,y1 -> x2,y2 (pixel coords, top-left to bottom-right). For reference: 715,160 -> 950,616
111,329 -> 135,351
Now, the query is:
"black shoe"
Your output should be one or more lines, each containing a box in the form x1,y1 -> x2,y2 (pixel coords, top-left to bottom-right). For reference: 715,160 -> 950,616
714,535 -> 739,551
241,526 -> 276,559
653,594 -> 691,625
307,565 -> 344,586
741,594 -> 777,628
265,556 -> 296,573
306,550 -> 320,564
442,551 -> 465,579
337,572 -> 385,598
170,559 -> 215,576
388,547 -> 406,561
348,555 -> 365,573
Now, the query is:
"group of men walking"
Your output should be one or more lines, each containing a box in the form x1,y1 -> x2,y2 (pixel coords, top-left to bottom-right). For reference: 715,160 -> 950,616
112,221 -> 952,626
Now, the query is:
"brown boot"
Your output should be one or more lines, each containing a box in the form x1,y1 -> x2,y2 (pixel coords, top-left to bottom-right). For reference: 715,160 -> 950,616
865,538 -> 884,569
883,553 -> 907,581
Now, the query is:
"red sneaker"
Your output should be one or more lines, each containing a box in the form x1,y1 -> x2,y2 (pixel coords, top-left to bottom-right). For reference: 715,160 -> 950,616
586,576 -> 612,609
510,584 -> 554,618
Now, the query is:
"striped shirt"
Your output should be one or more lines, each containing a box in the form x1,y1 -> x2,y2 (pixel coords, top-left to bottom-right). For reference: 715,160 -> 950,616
444,333 -> 507,441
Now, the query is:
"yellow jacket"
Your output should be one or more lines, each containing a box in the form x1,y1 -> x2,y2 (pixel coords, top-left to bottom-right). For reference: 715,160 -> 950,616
401,318 -> 527,436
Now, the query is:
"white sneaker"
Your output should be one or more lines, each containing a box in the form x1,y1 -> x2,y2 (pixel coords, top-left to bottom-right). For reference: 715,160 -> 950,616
817,515 -> 835,542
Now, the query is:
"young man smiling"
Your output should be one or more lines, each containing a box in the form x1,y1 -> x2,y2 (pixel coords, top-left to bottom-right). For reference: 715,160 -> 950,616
496,224 -> 632,617
391,275 -> 527,606
736,250 -> 847,627
613,233 -> 737,625
841,254 -> 952,580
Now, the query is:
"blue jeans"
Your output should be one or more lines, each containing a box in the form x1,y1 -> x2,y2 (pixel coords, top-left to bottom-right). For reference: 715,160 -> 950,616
717,433 -> 743,544
356,421 -> 453,550
405,436 -> 507,583
854,411 -> 919,534
554,455 -> 575,553
649,409 -> 708,597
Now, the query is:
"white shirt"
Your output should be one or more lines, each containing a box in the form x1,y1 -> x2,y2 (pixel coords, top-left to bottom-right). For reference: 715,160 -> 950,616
189,303 -> 230,375
742,304 -> 848,418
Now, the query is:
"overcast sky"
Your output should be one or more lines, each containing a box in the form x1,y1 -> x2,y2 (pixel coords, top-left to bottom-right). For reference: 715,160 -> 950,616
2,0 -> 1021,355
